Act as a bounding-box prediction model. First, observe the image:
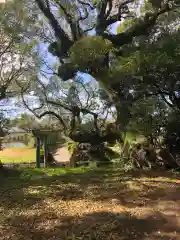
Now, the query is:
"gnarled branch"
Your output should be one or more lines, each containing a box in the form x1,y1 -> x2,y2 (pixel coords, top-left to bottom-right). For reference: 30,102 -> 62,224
21,93 -> 67,130
35,0 -> 73,55
103,2 -> 174,46
77,0 -> 96,10
53,0 -> 81,40
106,0 -> 134,26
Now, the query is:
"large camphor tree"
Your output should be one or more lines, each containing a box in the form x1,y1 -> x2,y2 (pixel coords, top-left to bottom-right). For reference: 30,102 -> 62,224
29,0 -> 180,141
2,0 -> 179,151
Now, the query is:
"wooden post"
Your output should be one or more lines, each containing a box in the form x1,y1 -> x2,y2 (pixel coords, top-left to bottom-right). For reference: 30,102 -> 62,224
36,137 -> 40,168
44,135 -> 48,168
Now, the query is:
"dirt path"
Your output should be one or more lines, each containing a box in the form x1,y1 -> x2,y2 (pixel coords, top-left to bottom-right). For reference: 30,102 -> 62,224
0,170 -> 180,239
53,146 -> 71,163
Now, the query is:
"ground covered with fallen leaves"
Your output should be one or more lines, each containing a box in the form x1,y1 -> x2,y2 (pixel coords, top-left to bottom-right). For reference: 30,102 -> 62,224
0,167 -> 180,239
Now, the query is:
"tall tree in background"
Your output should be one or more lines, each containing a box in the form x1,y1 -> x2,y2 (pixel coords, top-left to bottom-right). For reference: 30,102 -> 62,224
21,71 -> 117,143
0,0 -> 39,108
31,0 -> 180,135
2,0 -> 180,146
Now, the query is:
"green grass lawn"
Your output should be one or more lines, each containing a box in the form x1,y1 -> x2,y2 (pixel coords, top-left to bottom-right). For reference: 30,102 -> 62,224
0,147 -> 36,163
20,166 -> 92,179
0,166 -> 180,239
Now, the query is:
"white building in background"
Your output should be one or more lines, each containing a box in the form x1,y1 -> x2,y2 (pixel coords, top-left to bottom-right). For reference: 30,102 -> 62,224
5,127 -> 27,142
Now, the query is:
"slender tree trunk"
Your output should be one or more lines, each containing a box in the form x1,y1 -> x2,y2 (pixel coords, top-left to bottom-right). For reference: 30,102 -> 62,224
36,137 -> 41,168
44,136 -> 48,168
115,102 -> 132,136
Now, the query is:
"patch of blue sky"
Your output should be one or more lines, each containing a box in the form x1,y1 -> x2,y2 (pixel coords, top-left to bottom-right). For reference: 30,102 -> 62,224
6,16 -> 121,118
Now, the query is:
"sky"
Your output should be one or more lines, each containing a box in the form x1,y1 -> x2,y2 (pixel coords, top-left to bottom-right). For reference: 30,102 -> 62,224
1,22 -> 120,119
1,2 -> 136,119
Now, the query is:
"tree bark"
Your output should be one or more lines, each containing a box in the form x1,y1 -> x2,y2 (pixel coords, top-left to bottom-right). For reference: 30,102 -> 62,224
36,137 -> 41,168
44,135 -> 48,168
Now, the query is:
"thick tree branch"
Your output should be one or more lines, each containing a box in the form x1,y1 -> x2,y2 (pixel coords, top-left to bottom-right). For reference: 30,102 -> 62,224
46,100 -> 72,112
35,0 -> 73,54
45,99 -> 100,134
38,111 -> 67,129
99,0 -> 109,19
103,2 -> 174,46
21,93 -> 67,130
96,0 -> 109,35
81,108 -> 99,132
48,99 -> 99,130
54,0 -> 80,40
105,0 -> 113,18
106,0 -> 134,26
77,0 -> 96,10
77,5 -> 88,21
0,86 -> 7,101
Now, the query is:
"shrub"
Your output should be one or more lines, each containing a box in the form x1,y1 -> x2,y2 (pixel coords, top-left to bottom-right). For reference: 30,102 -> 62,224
69,36 -> 112,72
40,148 -> 44,156
68,142 -> 78,154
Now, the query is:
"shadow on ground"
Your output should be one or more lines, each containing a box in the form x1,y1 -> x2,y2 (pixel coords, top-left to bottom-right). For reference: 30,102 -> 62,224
0,210 -> 179,239
0,168 -> 180,208
0,167 -> 180,239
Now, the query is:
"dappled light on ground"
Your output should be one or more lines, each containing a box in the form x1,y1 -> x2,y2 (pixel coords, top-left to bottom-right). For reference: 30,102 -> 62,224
0,168 -> 180,239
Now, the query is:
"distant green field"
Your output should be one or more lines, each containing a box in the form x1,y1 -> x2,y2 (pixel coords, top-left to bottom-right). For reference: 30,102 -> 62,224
0,148 -> 36,163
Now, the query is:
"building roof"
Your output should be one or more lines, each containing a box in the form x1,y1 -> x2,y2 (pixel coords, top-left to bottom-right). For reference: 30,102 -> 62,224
8,127 -> 27,133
